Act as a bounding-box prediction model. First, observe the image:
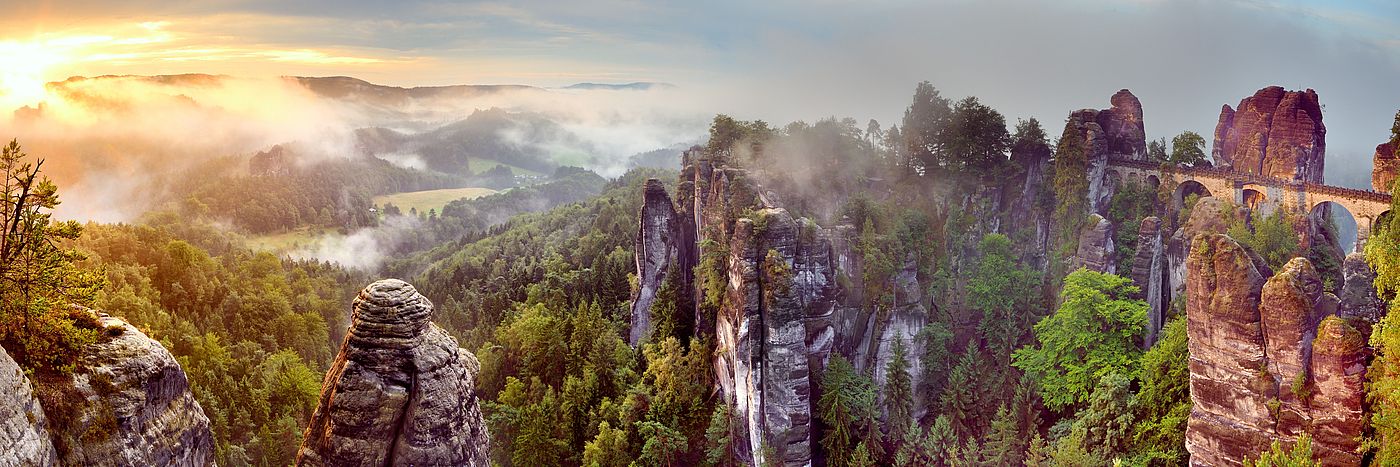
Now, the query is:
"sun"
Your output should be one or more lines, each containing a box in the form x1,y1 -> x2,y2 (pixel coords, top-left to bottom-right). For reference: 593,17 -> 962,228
0,40 -> 65,109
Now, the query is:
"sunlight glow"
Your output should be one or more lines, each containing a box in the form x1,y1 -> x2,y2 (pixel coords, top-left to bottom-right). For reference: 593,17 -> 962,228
0,40 -> 64,110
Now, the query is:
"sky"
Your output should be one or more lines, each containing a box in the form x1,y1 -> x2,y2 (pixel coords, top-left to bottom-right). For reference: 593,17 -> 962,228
2,0 -> 1400,185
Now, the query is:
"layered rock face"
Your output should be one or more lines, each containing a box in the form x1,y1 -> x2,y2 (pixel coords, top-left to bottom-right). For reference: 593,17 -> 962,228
1186,236 -> 1366,466
631,148 -> 936,466
0,345 -> 57,466
1062,89 -> 1149,215
297,279 -> 489,467
1072,214 -> 1115,273
1373,141 -> 1399,193
1212,86 -> 1326,183
35,311 -> 215,466
1339,253 -> 1385,322
1129,216 -> 1168,346
628,178 -> 695,345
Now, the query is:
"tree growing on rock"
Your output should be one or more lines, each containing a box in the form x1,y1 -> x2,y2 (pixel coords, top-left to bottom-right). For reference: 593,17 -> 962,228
0,139 -> 105,372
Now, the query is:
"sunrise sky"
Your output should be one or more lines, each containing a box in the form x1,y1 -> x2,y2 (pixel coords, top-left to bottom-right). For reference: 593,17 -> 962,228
4,0 -> 1400,185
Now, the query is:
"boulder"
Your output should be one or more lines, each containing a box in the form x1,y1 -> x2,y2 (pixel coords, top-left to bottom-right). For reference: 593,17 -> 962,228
296,279 -> 489,466
1212,86 -> 1326,183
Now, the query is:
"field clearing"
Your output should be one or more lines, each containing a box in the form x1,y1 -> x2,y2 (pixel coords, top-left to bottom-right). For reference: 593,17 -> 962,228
245,226 -> 334,253
468,158 -> 546,177
373,187 -> 498,215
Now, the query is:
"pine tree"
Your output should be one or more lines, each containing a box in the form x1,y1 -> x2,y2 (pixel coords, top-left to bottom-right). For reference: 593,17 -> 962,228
884,337 -> 914,454
981,405 -> 1022,466
941,347 -> 982,440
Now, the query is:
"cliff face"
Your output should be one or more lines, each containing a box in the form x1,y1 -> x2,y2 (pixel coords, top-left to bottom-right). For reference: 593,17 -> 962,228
297,279 -> 490,467
1212,86 -> 1326,183
32,311 -> 215,466
1063,89 -> 1149,215
630,148 -> 947,466
1185,236 -> 1366,466
0,345 -> 57,466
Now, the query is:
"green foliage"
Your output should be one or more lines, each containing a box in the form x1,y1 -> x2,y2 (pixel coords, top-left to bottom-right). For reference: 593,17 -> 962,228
1052,121 -> 1091,250
883,338 -> 914,454
968,233 -> 1042,399
703,404 -> 735,467
707,114 -> 775,162
943,96 -> 1011,173
0,139 -> 106,373
1129,316 -> 1191,464
916,321 -> 954,420
1107,181 -> 1157,274
817,354 -> 882,467
1227,208 -> 1300,271
1363,186 -> 1400,462
941,346 -> 983,440
582,421 -> 630,467
1244,434 -> 1320,467
636,420 -> 688,467
980,405 -> 1023,466
1013,269 -> 1147,411
1069,373 -> 1136,459
1168,131 -> 1208,167
1146,138 -> 1168,163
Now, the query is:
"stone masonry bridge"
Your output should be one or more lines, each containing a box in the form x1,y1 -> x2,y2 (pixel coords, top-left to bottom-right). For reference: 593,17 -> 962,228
1105,157 -> 1393,250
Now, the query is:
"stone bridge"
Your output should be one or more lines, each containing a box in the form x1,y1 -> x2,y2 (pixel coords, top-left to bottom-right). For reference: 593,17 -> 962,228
1105,157 -> 1393,249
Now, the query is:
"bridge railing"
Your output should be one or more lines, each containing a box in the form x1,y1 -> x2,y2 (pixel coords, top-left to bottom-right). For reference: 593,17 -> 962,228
1105,156 -> 1393,205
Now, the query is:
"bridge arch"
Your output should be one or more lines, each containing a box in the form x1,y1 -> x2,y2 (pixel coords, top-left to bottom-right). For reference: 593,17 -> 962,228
1379,210 -> 1394,236
1174,180 -> 1213,210
1309,201 -> 1360,253
1242,188 -> 1266,212
1146,174 -> 1160,188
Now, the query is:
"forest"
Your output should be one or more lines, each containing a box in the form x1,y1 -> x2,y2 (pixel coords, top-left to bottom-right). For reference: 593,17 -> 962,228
3,79 -> 1399,467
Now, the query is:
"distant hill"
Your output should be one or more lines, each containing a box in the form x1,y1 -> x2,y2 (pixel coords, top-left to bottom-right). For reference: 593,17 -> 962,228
562,82 -> 674,91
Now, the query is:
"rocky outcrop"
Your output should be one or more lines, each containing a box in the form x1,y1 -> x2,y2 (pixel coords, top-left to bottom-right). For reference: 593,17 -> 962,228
1339,253 -> 1385,322
1373,141 -> 1398,193
629,178 -> 695,345
1129,216 -> 1169,345
36,311 -> 215,466
1185,233 -> 1276,466
1309,316 -> 1368,466
297,279 -> 489,467
1062,89 -> 1149,215
636,148 -> 934,466
1212,86 -> 1326,183
250,144 -> 294,176
1186,237 -> 1365,466
0,345 -> 57,466
1072,214 -> 1115,273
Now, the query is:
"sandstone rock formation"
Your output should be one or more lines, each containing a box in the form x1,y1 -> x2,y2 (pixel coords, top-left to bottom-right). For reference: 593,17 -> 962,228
1072,214 -> 1115,273
0,345 -> 57,466
1186,237 -> 1365,466
297,279 -> 490,467
36,311 -> 215,466
629,178 -> 695,345
629,148 -> 939,466
1373,141 -> 1398,193
1062,89 -> 1149,215
1128,216 -> 1168,345
1339,253 -> 1385,322
1212,86 -> 1326,183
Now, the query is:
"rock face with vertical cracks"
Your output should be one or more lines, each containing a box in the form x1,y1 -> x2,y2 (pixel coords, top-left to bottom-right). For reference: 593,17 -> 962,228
630,147 -> 935,466
1072,214 -> 1115,273
36,311 -> 215,466
1062,89 -> 1149,215
1129,216 -> 1168,345
1212,86 -> 1326,183
0,345 -> 57,466
1186,237 -> 1365,466
297,279 -> 489,467
629,178 -> 695,345
1339,253 -> 1385,323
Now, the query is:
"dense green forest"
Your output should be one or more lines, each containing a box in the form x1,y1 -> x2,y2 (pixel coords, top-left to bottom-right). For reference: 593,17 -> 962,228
6,82 -> 1398,466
